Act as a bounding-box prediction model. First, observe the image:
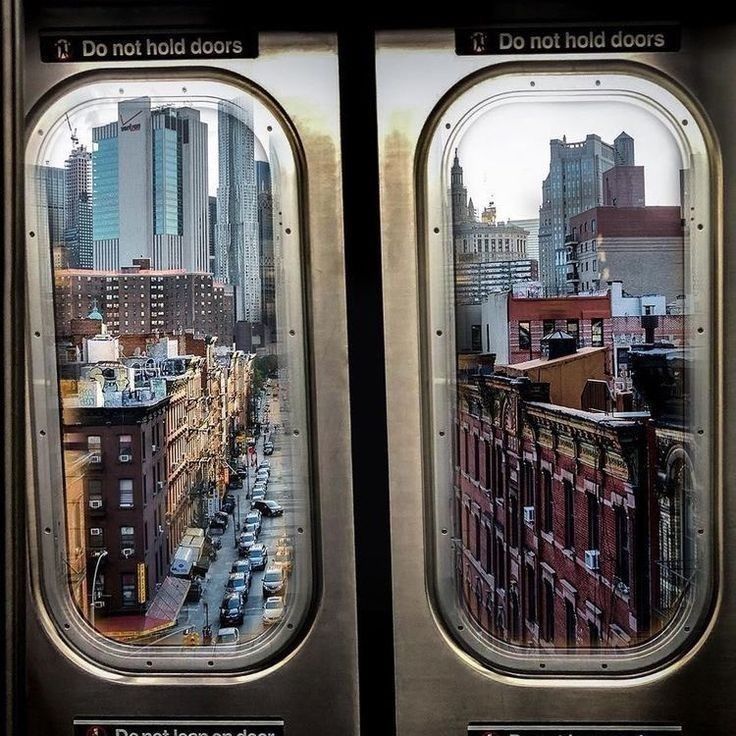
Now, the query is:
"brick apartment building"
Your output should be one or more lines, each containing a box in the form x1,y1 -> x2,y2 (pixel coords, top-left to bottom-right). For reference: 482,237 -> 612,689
454,349 -> 694,648
54,259 -> 235,342
63,395 -> 170,615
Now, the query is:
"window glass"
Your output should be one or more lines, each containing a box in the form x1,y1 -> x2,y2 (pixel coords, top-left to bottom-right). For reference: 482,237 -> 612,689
427,71 -> 714,673
27,78 -> 313,670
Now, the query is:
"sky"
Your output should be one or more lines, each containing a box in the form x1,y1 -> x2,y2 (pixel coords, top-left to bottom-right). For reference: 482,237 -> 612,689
455,99 -> 685,222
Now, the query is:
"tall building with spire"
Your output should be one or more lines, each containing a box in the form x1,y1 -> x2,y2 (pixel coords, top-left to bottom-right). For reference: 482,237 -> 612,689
450,151 -> 537,307
538,132 -> 635,295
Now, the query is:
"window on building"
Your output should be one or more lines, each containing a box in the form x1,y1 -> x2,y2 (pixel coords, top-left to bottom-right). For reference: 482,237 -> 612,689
485,525 -> 492,573
565,598 -> 577,646
89,527 -> 105,549
495,538 -> 506,589
87,478 -> 103,510
542,470 -> 553,534
473,435 -> 480,481
588,619 -> 601,648
526,564 -> 537,624
118,434 -> 132,460
524,461 -> 534,506
463,428 -> 468,474
509,494 -> 519,548
566,319 -> 580,347
518,321 -> 531,351
87,435 -> 101,460
484,440 -> 491,489
543,579 -> 555,642
119,479 -> 134,509
474,514 -> 481,560
564,480 -> 575,549
121,574 -> 137,608
542,319 -> 555,337
587,493 -> 600,551
615,505 -> 631,587
591,318 -> 604,347
120,526 -> 135,556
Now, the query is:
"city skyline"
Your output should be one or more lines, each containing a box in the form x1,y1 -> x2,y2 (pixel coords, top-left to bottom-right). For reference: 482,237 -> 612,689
455,100 -> 684,222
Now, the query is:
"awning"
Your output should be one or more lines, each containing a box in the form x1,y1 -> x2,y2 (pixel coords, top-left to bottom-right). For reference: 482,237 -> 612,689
96,576 -> 191,643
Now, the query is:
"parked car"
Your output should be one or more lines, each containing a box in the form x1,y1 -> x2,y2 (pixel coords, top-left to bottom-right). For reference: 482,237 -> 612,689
250,489 -> 267,507
262,567 -> 285,596
273,546 -> 294,575
226,572 -> 249,599
253,499 -> 284,517
243,510 -> 262,536
263,442 -> 274,456
215,627 -> 240,645
221,498 -> 235,514
237,531 -> 257,557
219,592 -> 244,626
230,559 -> 253,587
248,543 -> 268,570
258,461 -> 271,471
256,468 -> 270,481
262,596 -> 285,625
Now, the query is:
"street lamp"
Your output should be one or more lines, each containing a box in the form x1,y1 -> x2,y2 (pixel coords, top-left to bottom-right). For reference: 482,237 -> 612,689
90,549 -> 108,630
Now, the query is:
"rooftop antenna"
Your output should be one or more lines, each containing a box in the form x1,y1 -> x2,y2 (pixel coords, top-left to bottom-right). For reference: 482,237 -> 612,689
65,113 -> 79,149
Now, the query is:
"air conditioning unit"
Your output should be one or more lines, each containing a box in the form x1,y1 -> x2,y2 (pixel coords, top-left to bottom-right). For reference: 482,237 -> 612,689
119,454 -> 132,463
89,455 -> 102,464
121,547 -> 134,558
157,481 -> 164,489
90,528 -> 102,536
584,549 -> 600,571
89,499 -> 103,509
92,601 -> 105,609
523,506 -> 535,524
151,444 -> 158,452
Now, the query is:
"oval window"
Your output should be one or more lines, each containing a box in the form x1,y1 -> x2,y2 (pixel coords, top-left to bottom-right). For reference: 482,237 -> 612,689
26,77 -> 314,672
422,70 -> 717,675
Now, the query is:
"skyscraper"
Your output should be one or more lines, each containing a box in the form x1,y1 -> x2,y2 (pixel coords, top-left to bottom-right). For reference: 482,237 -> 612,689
538,132 -> 634,295
208,196 -> 218,275
37,165 -> 66,246
92,98 -> 209,272
64,146 -> 93,269
216,98 -> 260,329
257,160 -> 275,341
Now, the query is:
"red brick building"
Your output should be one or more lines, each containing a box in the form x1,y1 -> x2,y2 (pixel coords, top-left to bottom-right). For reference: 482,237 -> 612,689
63,397 -> 170,616
455,372 -> 656,648
508,293 -> 611,364
54,260 -> 235,343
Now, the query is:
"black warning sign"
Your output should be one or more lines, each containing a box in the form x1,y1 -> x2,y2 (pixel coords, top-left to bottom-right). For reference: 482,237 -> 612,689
41,31 -> 258,63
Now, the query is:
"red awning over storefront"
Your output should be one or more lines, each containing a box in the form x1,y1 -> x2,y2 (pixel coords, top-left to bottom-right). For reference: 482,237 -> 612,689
96,576 -> 191,642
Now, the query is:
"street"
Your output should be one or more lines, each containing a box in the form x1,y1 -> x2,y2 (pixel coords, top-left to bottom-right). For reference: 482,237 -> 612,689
167,384 -> 297,646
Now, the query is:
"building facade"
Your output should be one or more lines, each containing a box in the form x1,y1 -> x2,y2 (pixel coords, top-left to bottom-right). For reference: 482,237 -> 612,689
538,132 -> 634,295
64,145 -> 93,269
53,262 -> 234,343
63,391 -> 170,616
216,97 -> 260,327
566,206 -> 684,300
91,98 -> 210,272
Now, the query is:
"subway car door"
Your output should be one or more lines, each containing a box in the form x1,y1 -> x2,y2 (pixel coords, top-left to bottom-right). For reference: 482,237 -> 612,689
8,1 -> 359,734
377,18 -> 734,736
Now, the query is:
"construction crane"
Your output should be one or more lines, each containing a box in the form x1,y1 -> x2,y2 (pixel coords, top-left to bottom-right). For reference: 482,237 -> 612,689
65,112 -> 79,148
